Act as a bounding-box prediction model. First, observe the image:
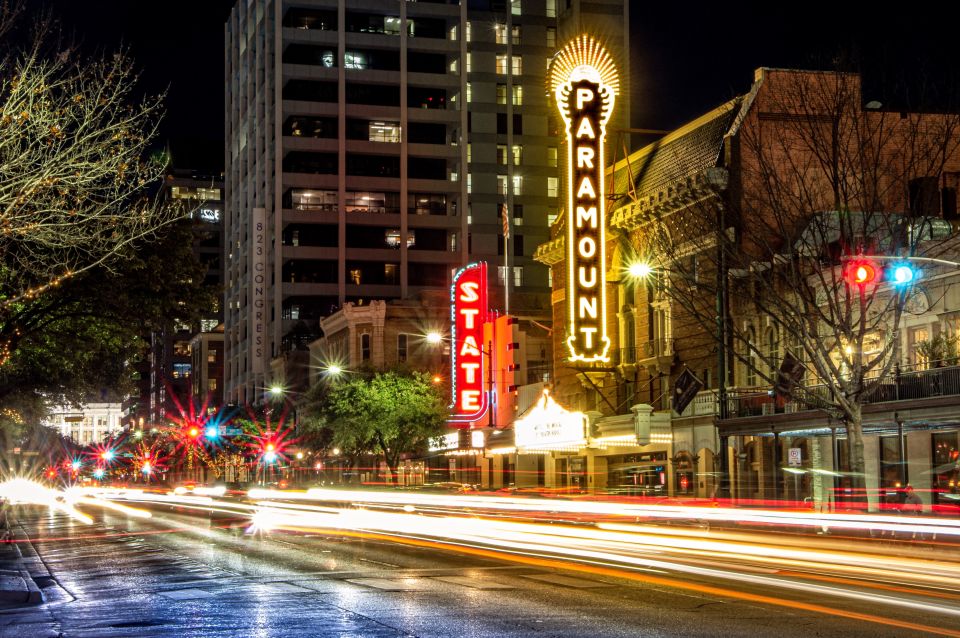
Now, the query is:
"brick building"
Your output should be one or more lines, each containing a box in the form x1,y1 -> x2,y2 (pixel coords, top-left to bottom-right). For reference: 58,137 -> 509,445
534,67 -> 960,505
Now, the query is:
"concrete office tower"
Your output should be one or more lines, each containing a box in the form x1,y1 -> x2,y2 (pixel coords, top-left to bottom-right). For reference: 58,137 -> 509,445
224,0 -> 628,405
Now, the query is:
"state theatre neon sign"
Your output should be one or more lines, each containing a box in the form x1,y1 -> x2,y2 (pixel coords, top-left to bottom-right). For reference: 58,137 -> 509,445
449,262 -> 488,424
551,36 -> 618,363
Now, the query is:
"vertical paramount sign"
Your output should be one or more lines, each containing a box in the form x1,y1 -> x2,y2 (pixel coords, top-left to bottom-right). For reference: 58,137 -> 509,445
450,262 -> 489,423
551,36 -> 618,363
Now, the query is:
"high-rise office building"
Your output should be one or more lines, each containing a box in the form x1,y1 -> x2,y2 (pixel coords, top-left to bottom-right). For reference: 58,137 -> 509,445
224,0 -> 628,405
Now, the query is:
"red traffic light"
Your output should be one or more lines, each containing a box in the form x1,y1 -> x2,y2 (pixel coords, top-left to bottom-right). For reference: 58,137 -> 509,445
845,260 -> 878,286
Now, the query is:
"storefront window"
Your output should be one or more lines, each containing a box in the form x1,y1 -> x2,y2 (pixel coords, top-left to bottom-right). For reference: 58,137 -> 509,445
933,431 -> 960,506
879,435 -> 903,490
606,452 -> 667,496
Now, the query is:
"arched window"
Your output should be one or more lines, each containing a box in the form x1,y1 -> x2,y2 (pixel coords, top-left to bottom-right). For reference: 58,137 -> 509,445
764,326 -> 779,376
745,326 -> 758,387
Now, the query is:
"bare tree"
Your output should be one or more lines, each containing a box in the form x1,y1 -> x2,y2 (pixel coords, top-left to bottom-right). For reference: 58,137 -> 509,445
0,13 -> 185,372
635,69 -> 960,497
0,18 -> 181,311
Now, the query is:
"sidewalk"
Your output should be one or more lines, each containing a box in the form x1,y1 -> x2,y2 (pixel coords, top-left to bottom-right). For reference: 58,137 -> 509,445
0,507 -> 43,605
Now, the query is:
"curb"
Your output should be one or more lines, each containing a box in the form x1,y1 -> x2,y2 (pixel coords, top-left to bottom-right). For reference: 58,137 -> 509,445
0,516 -> 44,605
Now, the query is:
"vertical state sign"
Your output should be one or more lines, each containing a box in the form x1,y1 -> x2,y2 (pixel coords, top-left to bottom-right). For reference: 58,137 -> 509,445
551,35 -> 618,363
449,262 -> 488,424
251,207 -> 266,374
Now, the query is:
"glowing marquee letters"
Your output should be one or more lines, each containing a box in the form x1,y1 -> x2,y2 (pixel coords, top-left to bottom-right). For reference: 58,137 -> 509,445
551,35 -> 617,363
449,262 -> 489,423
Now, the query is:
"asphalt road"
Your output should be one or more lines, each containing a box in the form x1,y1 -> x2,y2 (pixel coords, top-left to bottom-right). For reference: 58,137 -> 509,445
0,503 -> 952,638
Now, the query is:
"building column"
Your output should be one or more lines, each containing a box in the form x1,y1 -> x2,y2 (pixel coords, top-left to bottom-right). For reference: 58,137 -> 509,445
907,431 -> 932,511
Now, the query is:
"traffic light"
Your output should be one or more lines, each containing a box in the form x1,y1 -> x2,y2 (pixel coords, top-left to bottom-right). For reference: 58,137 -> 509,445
890,262 -> 919,286
844,260 -> 878,286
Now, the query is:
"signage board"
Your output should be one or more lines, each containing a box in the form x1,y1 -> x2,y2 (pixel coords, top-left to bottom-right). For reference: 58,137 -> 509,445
429,432 -> 459,452
551,35 -> 618,363
788,447 -> 802,467
251,207 -> 266,374
515,390 -> 588,451
449,262 -> 489,423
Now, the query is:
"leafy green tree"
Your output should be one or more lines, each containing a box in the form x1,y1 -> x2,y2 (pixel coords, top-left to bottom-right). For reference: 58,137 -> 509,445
300,369 -> 447,485
0,219 -> 214,410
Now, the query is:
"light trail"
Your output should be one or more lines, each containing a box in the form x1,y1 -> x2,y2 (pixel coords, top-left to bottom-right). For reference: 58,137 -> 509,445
85,486 -> 960,635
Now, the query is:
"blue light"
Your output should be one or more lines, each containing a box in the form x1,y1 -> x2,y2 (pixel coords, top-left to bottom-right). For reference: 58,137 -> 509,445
205,427 -> 218,439
891,264 -> 917,285
71,460 -> 81,471
93,468 -> 105,479
263,451 -> 277,463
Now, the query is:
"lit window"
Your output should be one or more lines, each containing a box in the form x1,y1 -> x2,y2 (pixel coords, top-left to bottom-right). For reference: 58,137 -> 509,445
208,351 -> 217,363
450,232 -> 457,252
467,143 -> 472,163
467,173 -> 472,193
511,0 -> 521,16
465,21 -> 472,41
547,210 -> 557,226
545,0 -> 556,17
497,175 -> 508,195
512,175 -> 523,195
466,82 -> 472,102
511,56 -> 522,75
547,146 -> 558,167
449,25 -> 458,41
349,269 -> 362,285
546,27 -> 556,48
369,121 -> 401,143
513,266 -> 523,287
495,24 -> 508,45
548,268 -> 553,287
208,379 -> 217,391
496,54 -> 509,74
547,177 -> 558,197
385,229 -> 415,248
466,53 -> 472,73
497,144 -> 508,165
496,84 -> 507,105
497,265 -> 507,285
344,51 -> 367,69
384,17 -> 401,35
512,25 -> 521,45
449,58 -> 458,73
512,145 -> 522,165
512,85 -> 523,106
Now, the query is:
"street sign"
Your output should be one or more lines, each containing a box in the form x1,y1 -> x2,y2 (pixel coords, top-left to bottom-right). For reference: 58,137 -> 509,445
788,447 -> 802,467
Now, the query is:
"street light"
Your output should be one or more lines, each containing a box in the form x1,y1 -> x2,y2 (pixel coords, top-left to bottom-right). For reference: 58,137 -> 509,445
627,262 -> 654,279
425,331 -> 443,345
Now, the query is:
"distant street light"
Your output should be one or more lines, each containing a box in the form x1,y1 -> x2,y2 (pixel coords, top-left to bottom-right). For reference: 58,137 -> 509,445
426,331 -> 443,345
627,262 -> 654,278
269,384 -> 284,397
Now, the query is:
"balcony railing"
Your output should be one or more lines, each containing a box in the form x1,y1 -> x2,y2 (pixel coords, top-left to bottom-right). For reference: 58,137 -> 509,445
725,363 -> 960,419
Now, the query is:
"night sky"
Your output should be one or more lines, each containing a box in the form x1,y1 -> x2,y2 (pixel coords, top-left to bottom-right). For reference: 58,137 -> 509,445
28,1 -> 958,171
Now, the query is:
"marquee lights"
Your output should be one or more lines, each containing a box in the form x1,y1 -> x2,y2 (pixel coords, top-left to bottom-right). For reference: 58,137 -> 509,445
449,262 -> 489,424
551,35 -> 617,363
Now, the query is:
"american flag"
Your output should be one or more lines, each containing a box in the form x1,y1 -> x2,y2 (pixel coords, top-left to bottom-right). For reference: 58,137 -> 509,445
500,202 -> 509,239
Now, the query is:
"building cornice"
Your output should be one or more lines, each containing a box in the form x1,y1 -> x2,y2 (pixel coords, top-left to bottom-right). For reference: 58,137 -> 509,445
609,167 -> 729,232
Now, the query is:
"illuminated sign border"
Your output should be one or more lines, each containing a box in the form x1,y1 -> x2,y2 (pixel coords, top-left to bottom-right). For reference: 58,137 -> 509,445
449,262 -> 488,423
551,36 -> 617,364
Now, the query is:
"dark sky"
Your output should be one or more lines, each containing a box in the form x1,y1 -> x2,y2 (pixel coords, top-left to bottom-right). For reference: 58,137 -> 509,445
29,1 -> 958,171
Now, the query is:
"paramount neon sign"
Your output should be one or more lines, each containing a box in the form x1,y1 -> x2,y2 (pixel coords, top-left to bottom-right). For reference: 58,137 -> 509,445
551,36 -> 618,363
449,262 -> 488,423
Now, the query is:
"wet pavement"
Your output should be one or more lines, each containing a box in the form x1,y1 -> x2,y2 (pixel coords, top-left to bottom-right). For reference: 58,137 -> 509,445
0,505 -> 937,637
